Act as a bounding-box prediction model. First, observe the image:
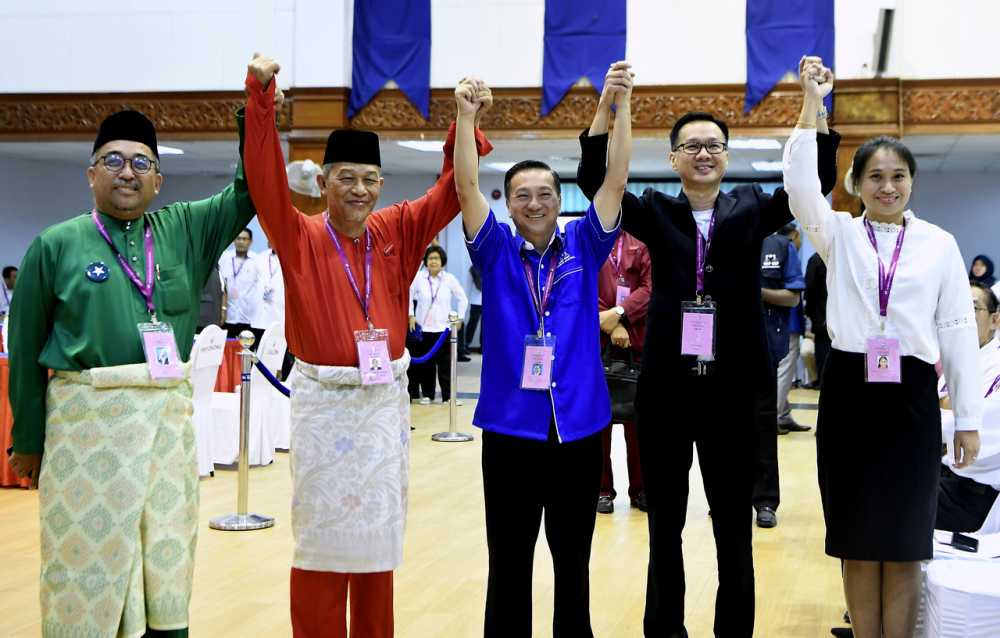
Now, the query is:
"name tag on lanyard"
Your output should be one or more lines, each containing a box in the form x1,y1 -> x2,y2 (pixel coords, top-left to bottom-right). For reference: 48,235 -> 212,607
681,212 -> 717,360
521,247 -> 560,391
863,217 -> 906,384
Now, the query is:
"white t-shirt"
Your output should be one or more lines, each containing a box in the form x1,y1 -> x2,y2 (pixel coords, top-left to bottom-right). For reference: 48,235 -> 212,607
692,208 -> 714,239
251,249 -> 285,330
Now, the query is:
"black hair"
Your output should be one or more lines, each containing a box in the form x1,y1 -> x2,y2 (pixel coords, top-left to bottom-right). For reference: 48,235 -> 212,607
423,245 -> 447,268
777,223 -> 798,236
238,228 -> 253,240
503,160 -> 562,200
670,111 -> 730,149
2,266 -> 16,280
971,280 -> 999,314
850,135 -> 917,193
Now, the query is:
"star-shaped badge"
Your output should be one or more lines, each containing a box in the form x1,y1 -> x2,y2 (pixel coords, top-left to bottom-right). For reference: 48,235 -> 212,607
86,261 -> 110,283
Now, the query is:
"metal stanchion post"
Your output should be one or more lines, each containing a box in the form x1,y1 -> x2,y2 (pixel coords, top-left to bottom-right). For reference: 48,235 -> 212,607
210,331 -> 276,531
432,312 -> 473,442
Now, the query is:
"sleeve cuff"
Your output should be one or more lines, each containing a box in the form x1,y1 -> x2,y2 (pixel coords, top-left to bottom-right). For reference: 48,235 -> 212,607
588,202 -> 621,236
579,128 -> 609,151
954,416 -> 981,431
467,209 -> 497,250
443,121 -> 493,160
244,71 -> 275,110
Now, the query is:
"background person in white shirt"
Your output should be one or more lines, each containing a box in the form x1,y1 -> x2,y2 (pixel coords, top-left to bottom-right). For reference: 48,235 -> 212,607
220,227 -> 260,338
407,245 -> 468,404
0,266 -> 16,318
785,56 -> 982,638
937,281 -> 1000,532
250,242 -> 285,344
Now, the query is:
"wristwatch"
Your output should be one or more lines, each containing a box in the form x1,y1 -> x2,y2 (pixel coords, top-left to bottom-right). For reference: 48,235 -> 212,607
613,306 -> 625,317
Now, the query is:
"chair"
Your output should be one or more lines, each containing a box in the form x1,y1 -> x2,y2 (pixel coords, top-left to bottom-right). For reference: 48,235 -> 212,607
1,319 -> 8,353
189,325 -> 226,477
253,321 -> 289,455
924,560 -> 1000,637
211,321 -> 286,466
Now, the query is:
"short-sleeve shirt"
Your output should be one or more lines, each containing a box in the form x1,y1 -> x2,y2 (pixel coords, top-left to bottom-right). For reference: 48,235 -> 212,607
468,204 -> 619,442
760,235 -> 806,364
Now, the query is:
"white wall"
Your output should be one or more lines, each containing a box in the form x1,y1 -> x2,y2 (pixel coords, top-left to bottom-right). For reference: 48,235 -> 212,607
2,0 -> 996,94
908,172 -> 1000,268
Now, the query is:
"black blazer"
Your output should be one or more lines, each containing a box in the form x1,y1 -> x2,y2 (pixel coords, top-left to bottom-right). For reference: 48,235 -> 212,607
576,129 -> 841,381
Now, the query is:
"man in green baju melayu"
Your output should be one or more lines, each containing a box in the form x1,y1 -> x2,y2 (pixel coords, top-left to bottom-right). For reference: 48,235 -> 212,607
6,104 -> 268,637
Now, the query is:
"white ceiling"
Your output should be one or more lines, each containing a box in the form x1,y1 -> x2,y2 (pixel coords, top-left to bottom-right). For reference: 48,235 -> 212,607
0,133 -> 998,179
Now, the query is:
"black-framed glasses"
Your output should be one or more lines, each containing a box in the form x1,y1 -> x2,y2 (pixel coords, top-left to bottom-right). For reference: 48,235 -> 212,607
93,152 -> 158,175
673,141 -> 728,155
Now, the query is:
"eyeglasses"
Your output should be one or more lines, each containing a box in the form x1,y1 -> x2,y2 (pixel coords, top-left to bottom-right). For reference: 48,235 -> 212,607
93,152 -> 158,175
673,141 -> 728,155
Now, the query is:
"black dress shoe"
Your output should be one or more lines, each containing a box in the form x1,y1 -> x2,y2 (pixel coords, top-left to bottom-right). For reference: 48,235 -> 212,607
778,417 -> 812,432
830,628 -> 854,637
631,492 -> 648,512
597,495 -> 614,514
755,506 -> 777,528
457,354 -> 471,362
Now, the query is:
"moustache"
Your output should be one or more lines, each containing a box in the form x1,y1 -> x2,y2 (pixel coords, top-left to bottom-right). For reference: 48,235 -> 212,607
113,179 -> 140,191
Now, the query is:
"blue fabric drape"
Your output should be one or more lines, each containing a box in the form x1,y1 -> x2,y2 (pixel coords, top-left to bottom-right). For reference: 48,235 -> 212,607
349,0 -> 431,118
542,0 -> 626,116
745,0 -> 834,113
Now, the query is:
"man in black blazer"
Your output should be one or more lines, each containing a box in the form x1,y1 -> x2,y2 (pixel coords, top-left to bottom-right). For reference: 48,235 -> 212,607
577,59 -> 839,638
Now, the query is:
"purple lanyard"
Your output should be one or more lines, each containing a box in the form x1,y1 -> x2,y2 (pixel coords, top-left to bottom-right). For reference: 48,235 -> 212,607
986,374 -> 1000,399
863,217 -> 907,319
695,213 -> 717,296
521,246 -> 560,334
610,234 -> 625,278
232,256 -> 246,280
324,214 -> 374,327
267,253 -> 277,279
91,210 -> 156,316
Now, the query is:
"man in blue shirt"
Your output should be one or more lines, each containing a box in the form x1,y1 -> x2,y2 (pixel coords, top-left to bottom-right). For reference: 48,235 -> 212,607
754,223 -> 808,528
454,67 -> 633,637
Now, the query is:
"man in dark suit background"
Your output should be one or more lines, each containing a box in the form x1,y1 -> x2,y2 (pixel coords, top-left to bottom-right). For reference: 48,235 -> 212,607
577,59 -> 839,638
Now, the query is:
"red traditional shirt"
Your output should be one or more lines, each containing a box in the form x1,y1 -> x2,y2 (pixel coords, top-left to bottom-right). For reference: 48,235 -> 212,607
244,73 -> 492,366
598,231 -> 652,353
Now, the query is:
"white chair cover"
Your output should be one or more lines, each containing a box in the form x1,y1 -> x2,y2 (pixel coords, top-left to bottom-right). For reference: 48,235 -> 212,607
2,319 -> 8,352
210,321 -> 286,466
189,325 -> 226,477
978,496 -> 1000,534
925,560 -> 1000,637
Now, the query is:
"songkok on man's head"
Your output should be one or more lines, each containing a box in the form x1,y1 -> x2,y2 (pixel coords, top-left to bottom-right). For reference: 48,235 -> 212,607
323,129 -> 381,167
92,110 -> 159,159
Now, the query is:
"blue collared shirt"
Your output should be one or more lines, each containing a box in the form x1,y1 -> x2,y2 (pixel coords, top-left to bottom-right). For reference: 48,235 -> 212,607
467,204 -> 619,442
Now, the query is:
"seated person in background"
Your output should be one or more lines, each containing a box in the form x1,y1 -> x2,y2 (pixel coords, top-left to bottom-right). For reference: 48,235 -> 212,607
937,281 -> 1000,532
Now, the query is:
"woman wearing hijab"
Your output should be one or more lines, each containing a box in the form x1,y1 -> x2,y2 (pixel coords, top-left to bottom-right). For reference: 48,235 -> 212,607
970,254 -> 996,287
784,56 -> 982,638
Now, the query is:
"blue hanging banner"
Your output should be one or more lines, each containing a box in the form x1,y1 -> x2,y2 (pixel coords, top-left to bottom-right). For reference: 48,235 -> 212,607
745,0 -> 834,113
349,0 -> 431,119
542,0 -> 627,116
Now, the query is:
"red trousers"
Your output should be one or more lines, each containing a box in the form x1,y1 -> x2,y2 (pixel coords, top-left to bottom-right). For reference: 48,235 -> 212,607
600,421 -> 644,499
290,568 -> 393,638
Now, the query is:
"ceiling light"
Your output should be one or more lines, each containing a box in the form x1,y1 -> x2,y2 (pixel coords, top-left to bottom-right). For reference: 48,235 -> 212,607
751,161 -> 783,172
728,138 -> 781,150
157,145 -> 184,155
397,140 -> 445,152
487,162 -> 517,172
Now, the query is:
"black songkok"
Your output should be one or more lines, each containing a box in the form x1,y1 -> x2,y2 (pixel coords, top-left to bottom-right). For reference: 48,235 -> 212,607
92,110 -> 159,159
323,129 -> 381,167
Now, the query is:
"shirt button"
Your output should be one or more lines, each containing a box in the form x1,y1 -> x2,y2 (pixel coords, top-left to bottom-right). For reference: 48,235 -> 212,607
539,263 -> 545,269
544,311 -> 550,317
705,265 -> 714,273
129,241 -> 136,247
546,332 -> 552,337
551,381 -> 557,388
131,256 -> 138,262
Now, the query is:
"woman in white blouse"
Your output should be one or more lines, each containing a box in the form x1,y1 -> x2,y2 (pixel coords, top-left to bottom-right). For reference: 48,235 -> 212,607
408,246 -> 469,404
784,56 -> 982,638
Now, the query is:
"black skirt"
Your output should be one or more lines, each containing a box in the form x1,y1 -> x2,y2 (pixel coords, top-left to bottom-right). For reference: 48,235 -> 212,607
817,349 -> 942,561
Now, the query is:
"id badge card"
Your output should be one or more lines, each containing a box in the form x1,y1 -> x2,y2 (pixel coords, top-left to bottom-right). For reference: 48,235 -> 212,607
521,334 -> 555,391
865,335 -> 901,383
138,322 -> 184,379
229,287 -> 240,300
615,284 -> 631,307
355,328 -> 393,385
680,300 -> 716,360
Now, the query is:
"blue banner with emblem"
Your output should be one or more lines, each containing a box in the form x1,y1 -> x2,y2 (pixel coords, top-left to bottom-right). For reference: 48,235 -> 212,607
349,0 -> 431,119
745,0 -> 834,113
542,0 -> 626,116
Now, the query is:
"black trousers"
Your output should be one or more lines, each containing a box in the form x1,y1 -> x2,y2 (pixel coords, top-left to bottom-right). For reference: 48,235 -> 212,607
936,465 -> 999,533
639,373 -> 756,638
466,304 -> 483,351
482,427 -> 602,638
753,364 -> 780,511
814,329 -> 831,388
407,331 -> 452,401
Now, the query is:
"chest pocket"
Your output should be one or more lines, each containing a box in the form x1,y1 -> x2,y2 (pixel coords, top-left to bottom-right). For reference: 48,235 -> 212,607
551,264 -> 585,306
156,264 -> 192,316
375,246 -> 403,302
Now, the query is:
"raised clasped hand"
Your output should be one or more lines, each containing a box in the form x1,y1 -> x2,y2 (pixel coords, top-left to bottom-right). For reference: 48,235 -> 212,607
798,55 -> 834,99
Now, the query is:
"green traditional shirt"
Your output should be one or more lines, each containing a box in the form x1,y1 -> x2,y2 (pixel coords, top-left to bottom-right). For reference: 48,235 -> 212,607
9,112 -> 255,454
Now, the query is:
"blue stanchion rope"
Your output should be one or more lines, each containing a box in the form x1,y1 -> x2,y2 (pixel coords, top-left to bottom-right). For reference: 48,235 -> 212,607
255,360 -> 292,397
409,327 -> 450,364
